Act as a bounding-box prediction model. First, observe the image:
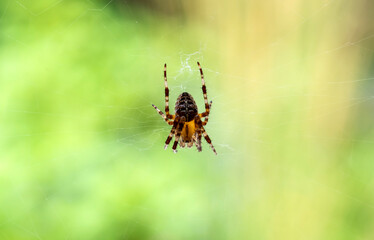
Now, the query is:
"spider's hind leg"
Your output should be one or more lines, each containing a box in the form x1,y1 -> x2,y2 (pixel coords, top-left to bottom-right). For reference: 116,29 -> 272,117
192,132 -> 202,152
180,139 -> 186,148
172,116 -> 186,153
201,127 -> 217,155
187,140 -> 194,148
164,116 -> 180,149
194,115 -> 216,155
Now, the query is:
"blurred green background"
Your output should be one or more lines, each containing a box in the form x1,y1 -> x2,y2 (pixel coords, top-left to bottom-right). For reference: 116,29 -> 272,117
1,0 -> 374,239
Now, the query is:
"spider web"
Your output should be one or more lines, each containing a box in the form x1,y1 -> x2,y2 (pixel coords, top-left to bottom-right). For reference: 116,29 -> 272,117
1,0 -> 374,239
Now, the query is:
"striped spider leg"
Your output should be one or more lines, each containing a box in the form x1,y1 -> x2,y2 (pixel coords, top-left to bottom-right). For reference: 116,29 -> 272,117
197,62 -> 211,120
172,116 -> 186,153
151,63 -> 175,125
164,116 -> 180,149
194,115 -> 217,155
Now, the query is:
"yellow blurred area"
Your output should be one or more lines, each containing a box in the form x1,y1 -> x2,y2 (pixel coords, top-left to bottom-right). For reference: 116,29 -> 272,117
1,0 -> 374,239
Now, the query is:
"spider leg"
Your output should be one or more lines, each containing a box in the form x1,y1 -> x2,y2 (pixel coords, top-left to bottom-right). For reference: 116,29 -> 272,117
195,115 -> 217,155
180,139 -> 186,148
164,116 -> 180,149
172,116 -> 186,153
152,104 -> 173,125
164,64 -> 174,120
200,100 -> 212,126
201,127 -> 217,155
197,62 -> 210,118
193,116 -> 203,152
187,140 -> 194,148
193,130 -> 202,152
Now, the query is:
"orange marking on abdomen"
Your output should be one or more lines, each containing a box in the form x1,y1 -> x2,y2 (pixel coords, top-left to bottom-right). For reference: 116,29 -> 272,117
182,121 -> 196,142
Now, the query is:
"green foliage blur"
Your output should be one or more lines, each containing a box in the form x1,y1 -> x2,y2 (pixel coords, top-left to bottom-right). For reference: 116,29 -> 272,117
1,0 -> 374,239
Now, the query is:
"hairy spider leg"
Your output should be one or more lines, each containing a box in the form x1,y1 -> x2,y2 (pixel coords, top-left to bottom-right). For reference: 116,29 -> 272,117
164,116 -> 180,149
192,130 -> 202,152
164,64 -> 174,120
193,116 -> 203,152
197,62 -> 210,118
152,104 -> 174,125
202,100 -> 213,126
172,116 -> 186,153
195,115 -> 217,155
201,127 -> 217,155
187,140 -> 194,148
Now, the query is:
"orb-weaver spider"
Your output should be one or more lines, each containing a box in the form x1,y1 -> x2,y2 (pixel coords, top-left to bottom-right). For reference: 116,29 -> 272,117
152,62 -> 217,155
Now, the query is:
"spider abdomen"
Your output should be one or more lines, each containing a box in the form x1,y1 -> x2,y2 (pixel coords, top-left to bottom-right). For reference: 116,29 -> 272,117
175,92 -> 198,122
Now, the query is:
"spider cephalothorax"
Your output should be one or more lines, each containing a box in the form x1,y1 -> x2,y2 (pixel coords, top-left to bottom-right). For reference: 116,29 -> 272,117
151,62 -> 217,155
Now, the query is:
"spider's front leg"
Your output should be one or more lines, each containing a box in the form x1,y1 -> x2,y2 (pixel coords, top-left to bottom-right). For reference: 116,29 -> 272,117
197,62 -> 211,119
164,64 -> 174,120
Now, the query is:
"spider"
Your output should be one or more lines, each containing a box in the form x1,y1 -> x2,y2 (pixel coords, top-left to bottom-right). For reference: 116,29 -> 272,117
151,62 -> 217,155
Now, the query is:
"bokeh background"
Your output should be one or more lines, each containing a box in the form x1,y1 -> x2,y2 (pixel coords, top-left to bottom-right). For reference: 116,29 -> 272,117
1,0 -> 374,239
